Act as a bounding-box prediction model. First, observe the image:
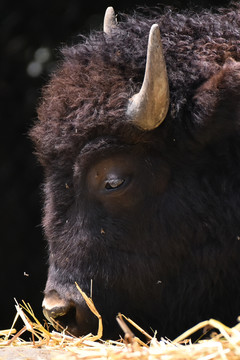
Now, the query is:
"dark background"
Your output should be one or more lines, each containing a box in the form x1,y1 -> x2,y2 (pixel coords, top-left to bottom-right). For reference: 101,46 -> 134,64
1,0 -> 230,331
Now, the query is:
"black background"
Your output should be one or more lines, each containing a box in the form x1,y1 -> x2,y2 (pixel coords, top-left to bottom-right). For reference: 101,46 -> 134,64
1,0 -> 230,331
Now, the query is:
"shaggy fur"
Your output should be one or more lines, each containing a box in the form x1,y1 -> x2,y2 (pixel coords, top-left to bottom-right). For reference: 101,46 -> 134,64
32,4 -> 240,166
31,3 -> 240,339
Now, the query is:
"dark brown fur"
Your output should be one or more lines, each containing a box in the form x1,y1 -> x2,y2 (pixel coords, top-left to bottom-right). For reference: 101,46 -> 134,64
31,4 -> 240,339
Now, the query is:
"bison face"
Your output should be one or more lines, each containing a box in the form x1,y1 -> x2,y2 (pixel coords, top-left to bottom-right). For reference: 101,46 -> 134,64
35,8 -> 240,339
42,140 -> 173,338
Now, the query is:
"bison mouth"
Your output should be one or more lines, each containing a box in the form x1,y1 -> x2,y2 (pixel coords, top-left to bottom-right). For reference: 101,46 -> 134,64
42,290 -> 98,337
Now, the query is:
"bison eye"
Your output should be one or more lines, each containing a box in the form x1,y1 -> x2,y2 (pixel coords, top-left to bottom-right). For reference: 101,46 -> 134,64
105,178 -> 125,190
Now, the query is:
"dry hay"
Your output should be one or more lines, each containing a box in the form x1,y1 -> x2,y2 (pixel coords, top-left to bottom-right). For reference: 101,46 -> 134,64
1,284 -> 240,360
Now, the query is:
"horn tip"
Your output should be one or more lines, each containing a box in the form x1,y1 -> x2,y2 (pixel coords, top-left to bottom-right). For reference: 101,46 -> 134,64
106,6 -> 114,13
149,24 -> 161,40
151,23 -> 159,30
105,6 -> 115,18
104,6 -> 116,34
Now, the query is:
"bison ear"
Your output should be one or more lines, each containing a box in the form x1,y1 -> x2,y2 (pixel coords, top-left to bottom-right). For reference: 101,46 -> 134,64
193,58 -> 240,141
126,24 -> 170,131
103,7 -> 117,34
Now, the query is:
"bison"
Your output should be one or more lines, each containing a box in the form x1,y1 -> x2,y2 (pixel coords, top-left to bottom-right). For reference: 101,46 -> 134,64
31,4 -> 240,339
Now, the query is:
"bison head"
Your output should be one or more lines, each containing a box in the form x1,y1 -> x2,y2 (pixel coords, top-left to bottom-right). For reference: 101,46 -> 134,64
31,6 -> 240,339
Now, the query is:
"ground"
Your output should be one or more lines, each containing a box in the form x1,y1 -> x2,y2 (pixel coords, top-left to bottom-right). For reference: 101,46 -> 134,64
0,347 -> 70,360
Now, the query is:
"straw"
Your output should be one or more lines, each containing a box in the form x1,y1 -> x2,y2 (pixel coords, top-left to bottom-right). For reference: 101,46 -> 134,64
0,284 -> 239,360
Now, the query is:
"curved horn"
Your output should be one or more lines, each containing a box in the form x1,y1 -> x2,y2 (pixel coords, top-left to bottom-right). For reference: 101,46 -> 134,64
103,7 -> 117,34
127,24 -> 169,131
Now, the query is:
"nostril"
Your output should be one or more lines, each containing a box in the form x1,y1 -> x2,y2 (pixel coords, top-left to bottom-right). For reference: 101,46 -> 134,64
42,290 -> 74,332
42,302 -> 72,323
42,290 -> 98,337
43,305 -> 79,335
